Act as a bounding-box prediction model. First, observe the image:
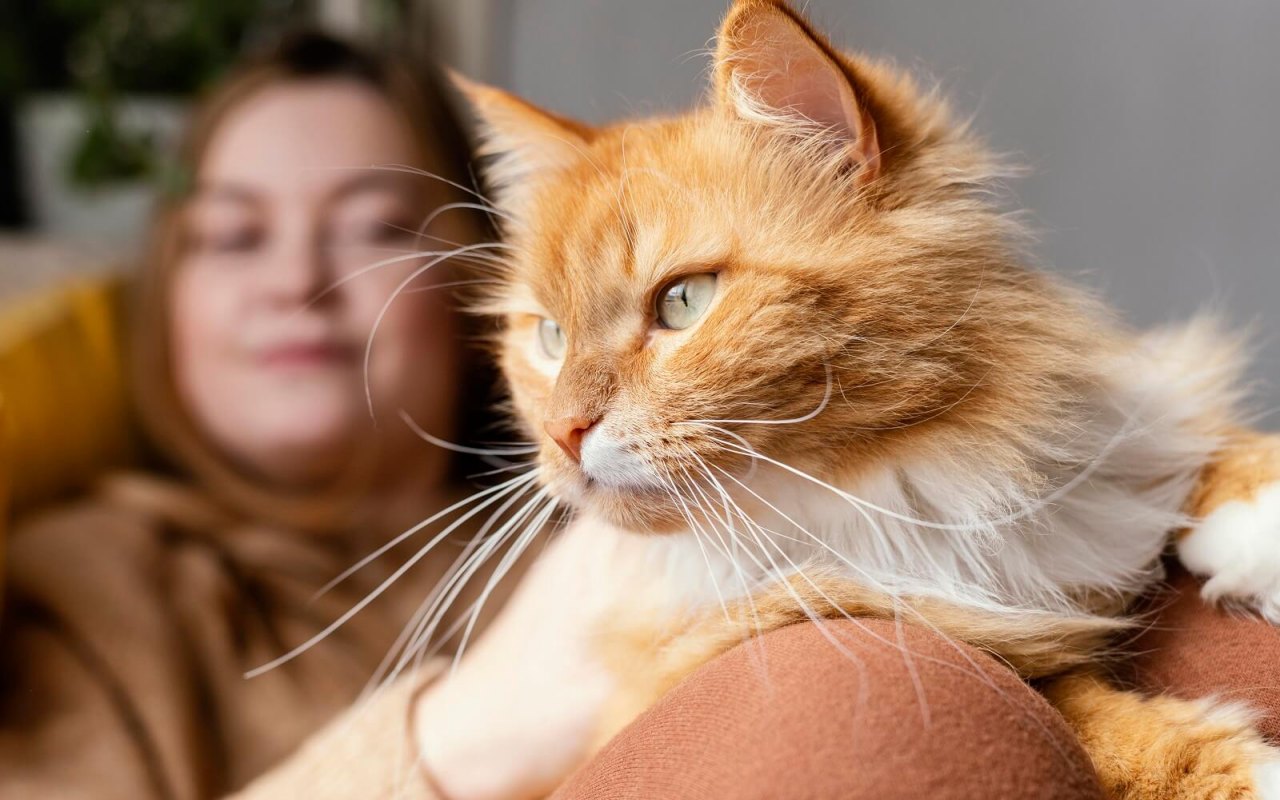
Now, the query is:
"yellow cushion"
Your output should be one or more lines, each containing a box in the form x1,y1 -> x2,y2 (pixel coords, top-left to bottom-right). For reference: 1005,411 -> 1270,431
0,277 -> 135,520
0,395 -> 7,587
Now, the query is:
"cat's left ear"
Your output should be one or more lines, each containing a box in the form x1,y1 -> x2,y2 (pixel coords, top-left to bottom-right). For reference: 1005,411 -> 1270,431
451,72 -> 595,219
713,0 -> 881,185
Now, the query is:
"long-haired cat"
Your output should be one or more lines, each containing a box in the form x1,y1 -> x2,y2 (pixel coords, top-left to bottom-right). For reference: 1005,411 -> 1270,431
433,1 -> 1280,797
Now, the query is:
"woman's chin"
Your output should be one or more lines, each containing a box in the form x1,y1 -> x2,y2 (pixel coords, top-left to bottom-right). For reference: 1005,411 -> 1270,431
235,423 -> 356,486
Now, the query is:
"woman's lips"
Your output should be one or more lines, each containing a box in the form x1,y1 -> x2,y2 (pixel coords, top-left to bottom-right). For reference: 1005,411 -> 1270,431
257,341 -> 359,369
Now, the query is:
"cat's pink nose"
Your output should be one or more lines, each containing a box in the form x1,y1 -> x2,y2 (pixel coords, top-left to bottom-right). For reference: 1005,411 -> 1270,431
544,415 -> 596,463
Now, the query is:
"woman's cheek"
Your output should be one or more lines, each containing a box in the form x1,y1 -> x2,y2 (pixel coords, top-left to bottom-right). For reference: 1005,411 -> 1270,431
350,270 -> 449,395
172,265 -> 240,403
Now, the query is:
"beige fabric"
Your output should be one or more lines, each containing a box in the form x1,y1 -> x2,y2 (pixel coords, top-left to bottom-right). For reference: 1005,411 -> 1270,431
0,473 -> 451,799
231,666 -> 445,800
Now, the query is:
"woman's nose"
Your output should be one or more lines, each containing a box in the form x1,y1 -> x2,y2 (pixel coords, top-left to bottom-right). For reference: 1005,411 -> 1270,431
263,224 -> 332,306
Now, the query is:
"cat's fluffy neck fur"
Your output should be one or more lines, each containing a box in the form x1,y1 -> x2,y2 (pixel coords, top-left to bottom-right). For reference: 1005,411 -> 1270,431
616,322 -> 1239,619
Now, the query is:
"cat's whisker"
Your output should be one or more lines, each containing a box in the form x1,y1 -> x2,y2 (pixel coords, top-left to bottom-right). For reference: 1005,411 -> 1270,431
315,469 -> 540,599
679,469 -> 763,613
450,496 -> 560,674
704,456 -> 1006,728
246,470 -> 541,679
662,471 -> 735,626
705,460 -> 1056,724
327,218 -> 516,270
364,475 -> 543,696
305,241 -> 512,312
675,457 -> 768,642
399,409 -> 539,457
678,363 -> 833,427
400,278 -> 506,295
375,493 -> 549,693
395,499 -> 558,679
692,457 -> 878,709
706,392 -> 1153,538
694,430 -> 901,558
692,458 -> 918,719
417,200 -> 521,238
361,242 -> 520,418
346,163 -> 513,222
708,435 -> 1004,534
467,460 -> 541,479
403,488 -> 554,673
677,467 -> 777,674
676,422 -> 758,481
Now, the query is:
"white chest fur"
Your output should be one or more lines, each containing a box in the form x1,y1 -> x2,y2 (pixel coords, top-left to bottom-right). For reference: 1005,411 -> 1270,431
627,324 -> 1238,619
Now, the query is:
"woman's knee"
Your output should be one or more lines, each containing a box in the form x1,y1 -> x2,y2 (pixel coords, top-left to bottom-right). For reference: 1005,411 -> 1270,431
555,618 -> 1103,800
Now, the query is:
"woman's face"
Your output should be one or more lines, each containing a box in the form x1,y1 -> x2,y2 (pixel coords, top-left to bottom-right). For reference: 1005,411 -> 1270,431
173,79 -> 461,485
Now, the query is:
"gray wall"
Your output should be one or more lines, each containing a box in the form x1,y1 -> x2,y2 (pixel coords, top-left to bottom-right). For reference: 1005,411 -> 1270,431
497,0 -> 1280,421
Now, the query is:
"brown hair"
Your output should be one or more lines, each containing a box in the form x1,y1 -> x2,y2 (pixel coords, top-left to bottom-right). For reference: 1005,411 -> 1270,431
129,30 -> 494,532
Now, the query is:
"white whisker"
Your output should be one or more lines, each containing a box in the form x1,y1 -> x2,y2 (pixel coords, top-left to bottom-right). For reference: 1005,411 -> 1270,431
450,497 -> 559,674
363,476 -> 542,695
362,243 -> 517,418
246,471 -> 540,679
679,363 -> 832,426
399,409 -> 539,456
315,469 -> 539,598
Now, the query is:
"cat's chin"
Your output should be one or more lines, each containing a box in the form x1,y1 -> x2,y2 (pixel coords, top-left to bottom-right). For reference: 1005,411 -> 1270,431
575,486 -> 691,534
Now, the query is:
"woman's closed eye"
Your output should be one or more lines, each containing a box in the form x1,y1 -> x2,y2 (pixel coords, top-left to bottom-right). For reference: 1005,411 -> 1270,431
328,217 -> 418,248
190,224 -> 265,255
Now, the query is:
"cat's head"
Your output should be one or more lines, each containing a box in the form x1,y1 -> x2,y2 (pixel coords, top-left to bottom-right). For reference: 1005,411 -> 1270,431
458,0 -> 1101,532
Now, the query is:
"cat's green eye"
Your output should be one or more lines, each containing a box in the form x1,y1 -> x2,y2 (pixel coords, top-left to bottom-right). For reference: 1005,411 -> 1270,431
656,273 -> 717,330
537,317 -> 566,359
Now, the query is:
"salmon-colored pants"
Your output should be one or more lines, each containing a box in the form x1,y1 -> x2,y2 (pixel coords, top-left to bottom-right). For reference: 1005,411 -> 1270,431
554,568 -> 1280,800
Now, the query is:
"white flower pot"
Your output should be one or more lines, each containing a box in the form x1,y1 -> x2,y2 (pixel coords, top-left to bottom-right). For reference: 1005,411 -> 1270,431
16,93 -> 187,247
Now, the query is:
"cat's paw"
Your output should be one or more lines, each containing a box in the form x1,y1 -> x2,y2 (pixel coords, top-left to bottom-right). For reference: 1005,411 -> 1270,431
1179,481 -> 1280,623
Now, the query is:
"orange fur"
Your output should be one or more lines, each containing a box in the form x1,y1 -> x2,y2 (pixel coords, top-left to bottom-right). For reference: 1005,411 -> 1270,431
453,0 -> 1280,796
466,3 -> 1128,533
1185,432 -> 1280,525
1045,669 -> 1277,800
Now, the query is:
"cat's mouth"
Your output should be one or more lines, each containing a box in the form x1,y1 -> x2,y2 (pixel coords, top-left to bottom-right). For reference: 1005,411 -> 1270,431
576,427 -> 669,494
540,428 -> 694,530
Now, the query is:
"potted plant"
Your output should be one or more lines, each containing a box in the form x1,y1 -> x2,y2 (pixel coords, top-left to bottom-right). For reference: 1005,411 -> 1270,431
11,0 -> 278,244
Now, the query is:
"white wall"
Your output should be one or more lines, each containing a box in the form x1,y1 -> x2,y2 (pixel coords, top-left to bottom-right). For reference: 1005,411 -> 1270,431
491,0 -> 1280,420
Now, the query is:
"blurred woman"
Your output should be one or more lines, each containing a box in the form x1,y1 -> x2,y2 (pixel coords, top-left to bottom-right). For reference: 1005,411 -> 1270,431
0,31 -> 507,799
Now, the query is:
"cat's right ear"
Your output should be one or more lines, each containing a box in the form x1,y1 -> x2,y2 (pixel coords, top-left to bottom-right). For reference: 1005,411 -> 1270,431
451,73 -> 594,220
712,0 -> 882,186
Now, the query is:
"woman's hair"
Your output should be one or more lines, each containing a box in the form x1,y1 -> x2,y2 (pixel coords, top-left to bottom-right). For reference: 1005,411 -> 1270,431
129,29 -> 495,532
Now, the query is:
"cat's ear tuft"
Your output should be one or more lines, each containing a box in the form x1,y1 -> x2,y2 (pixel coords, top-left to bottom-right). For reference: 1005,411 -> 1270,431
450,72 -> 594,218
713,0 -> 881,185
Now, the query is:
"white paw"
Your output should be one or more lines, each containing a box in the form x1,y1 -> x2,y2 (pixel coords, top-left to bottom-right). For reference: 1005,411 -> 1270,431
1179,482 -> 1280,623
1253,756 -> 1280,800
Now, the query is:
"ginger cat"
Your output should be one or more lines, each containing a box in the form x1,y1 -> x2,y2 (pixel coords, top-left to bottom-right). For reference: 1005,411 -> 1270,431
429,2 -> 1280,797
